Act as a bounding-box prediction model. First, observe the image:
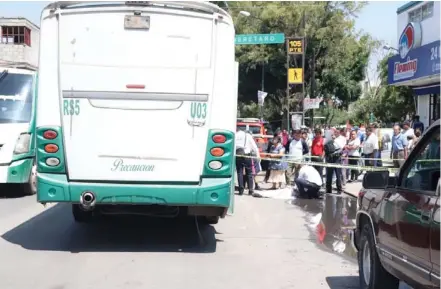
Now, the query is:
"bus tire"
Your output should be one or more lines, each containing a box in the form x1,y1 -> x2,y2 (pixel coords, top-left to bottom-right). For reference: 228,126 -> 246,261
23,163 -> 37,195
72,205 -> 94,223
203,216 -> 219,225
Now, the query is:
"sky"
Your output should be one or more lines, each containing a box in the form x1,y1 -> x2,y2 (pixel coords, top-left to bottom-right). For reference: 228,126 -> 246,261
0,1 -> 407,84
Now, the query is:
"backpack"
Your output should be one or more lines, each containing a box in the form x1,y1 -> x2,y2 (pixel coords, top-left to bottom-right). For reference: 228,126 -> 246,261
324,140 -> 337,155
301,139 -> 309,155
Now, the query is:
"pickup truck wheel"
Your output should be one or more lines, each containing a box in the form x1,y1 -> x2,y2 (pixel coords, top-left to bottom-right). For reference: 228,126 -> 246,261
358,223 -> 399,289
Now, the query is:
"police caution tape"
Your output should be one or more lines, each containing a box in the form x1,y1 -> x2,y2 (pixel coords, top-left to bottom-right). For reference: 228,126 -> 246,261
259,152 -> 438,162
236,154 -> 437,173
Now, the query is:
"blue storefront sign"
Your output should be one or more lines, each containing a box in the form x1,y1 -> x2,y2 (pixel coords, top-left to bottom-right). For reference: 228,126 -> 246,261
388,22 -> 440,90
387,40 -> 440,85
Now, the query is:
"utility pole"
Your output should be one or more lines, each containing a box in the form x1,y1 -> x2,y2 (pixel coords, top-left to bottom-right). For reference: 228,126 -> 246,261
287,36 -> 305,131
310,49 -> 316,128
260,62 -> 264,121
286,40 -> 290,131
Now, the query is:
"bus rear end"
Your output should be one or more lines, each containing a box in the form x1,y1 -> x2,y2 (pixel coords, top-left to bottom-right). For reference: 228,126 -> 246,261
36,1 -> 237,223
0,67 -> 37,195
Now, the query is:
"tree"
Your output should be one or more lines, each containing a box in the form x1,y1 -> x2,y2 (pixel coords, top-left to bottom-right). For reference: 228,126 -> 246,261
228,1 -> 375,125
350,54 -> 414,124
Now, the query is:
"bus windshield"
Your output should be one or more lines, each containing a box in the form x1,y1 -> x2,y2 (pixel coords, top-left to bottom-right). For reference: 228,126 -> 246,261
0,71 -> 33,124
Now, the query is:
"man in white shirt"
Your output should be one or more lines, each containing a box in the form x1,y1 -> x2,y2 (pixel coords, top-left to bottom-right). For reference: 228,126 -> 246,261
324,126 -> 333,143
402,121 -> 415,139
295,164 -> 323,199
363,127 -> 379,166
334,129 -> 347,150
402,121 -> 415,150
286,128 -> 309,185
235,128 -> 260,195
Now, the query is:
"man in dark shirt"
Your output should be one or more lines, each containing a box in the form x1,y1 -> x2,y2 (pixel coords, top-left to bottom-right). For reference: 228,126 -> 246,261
324,131 -> 343,195
412,115 -> 424,133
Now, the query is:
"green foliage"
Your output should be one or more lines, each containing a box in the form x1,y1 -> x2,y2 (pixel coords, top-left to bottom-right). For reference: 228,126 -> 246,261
228,1 -> 375,121
350,55 -> 415,124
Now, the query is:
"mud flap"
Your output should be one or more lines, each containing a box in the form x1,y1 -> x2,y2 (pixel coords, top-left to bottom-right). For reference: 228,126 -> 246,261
227,175 -> 235,216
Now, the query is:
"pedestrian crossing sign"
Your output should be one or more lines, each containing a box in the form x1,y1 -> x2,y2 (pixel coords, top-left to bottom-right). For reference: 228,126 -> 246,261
288,68 -> 303,84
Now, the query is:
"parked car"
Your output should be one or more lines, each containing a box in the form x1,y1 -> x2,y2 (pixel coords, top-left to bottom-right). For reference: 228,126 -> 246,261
351,120 -> 440,289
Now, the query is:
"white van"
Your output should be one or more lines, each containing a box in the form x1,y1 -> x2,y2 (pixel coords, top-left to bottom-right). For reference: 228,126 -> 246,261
36,1 -> 238,223
0,66 -> 37,195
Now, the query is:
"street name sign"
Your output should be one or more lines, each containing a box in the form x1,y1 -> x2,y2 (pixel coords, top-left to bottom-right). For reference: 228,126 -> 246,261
235,33 -> 285,45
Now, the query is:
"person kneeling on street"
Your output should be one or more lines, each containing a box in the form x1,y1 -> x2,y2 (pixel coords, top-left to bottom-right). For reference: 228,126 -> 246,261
295,164 -> 323,199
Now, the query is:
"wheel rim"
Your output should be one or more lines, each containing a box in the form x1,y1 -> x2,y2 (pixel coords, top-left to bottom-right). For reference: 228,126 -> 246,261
30,165 -> 37,193
362,241 -> 371,285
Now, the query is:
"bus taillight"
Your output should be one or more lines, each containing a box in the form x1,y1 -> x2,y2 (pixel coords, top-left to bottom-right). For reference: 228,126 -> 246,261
44,144 -> 59,153
43,130 -> 57,139
212,134 -> 226,143
46,157 -> 60,166
208,161 -> 222,170
210,147 -> 225,157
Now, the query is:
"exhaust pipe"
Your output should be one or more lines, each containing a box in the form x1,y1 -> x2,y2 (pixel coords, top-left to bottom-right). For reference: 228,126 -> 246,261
79,191 -> 96,210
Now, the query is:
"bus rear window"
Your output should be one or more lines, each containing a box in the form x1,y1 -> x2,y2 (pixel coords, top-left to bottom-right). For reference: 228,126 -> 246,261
0,72 -> 33,123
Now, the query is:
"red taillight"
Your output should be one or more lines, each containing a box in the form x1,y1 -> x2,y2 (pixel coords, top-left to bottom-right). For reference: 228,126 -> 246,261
210,147 -> 225,157
212,134 -> 226,143
43,130 -> 57,139
44,144 -> 59,153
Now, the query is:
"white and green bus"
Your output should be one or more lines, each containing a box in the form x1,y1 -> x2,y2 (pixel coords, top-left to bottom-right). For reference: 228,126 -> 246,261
36,1 -> 238,223
0,65 -> 37,195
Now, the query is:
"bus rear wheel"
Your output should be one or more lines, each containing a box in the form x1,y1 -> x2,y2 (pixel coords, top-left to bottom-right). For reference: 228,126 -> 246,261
72,205 -> 95,223
199,216 -> 219,225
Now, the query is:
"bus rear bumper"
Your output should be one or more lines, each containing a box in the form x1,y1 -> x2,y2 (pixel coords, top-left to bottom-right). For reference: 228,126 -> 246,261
37,173 -> 232,208
0,158 -> 33,184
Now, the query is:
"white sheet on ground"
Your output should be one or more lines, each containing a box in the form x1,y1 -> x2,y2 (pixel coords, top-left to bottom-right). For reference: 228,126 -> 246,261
253,187 -> 295,199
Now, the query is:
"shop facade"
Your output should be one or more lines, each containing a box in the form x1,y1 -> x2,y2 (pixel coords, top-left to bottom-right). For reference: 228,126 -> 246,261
387,1 -> 440,129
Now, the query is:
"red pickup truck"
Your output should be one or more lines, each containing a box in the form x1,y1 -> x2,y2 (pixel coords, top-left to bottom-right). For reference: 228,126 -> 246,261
351,120 -> 440,289
236,118 -> 273,153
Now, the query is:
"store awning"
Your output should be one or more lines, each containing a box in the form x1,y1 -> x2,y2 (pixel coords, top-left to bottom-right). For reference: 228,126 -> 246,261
412,83 -> 440,95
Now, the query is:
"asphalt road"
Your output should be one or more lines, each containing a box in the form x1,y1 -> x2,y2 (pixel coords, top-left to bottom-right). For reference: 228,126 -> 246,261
0,187 -> 411,289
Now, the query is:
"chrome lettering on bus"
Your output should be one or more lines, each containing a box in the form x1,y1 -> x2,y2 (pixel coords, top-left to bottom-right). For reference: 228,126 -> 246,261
111,158 -> 155,172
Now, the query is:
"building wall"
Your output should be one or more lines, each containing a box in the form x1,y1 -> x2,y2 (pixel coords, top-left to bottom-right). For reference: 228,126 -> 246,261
417,94 -> 430,128
24,28 -> 40,66
397,1 -> 440,46
0,18 -> 39,68
395,2 -> 440,125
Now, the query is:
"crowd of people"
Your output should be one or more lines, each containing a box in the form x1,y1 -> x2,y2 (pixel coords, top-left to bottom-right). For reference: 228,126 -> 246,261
234,115 -> 427,199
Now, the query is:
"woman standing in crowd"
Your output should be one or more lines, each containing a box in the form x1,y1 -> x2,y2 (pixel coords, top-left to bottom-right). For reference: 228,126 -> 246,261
267,136 -> 288,189
310,128 -> 325,180
409,128 -> 422,151
345,130 -> 361,182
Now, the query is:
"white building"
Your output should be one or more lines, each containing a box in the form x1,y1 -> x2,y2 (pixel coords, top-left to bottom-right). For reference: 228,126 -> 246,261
0,17 -> 40,70
387,1 -> 440,130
